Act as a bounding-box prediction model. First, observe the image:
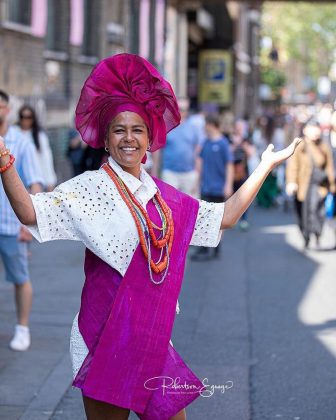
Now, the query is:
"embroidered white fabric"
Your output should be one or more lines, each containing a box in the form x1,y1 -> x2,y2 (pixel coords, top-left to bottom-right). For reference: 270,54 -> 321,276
70,313 -> 89,379
27,157 -> 225,379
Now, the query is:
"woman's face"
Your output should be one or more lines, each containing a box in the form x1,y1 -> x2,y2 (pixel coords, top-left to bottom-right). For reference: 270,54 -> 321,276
19,109 -> 34,130
105,111 -> 149,177
303,125 -> 321,142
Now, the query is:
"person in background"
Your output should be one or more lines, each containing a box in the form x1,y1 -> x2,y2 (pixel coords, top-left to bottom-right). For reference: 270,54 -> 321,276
286,118 -> 335,249
0,91 -> 43,351
152,98 -> 201,197
327,112 -> 336,248
230,119 -> 256,230
191,114 -> 234,261
328,111 -> 336,168
67,128 -> 86,176
188,107 -> 206,147
80,144 -> 106,172
17,105 -> 57,191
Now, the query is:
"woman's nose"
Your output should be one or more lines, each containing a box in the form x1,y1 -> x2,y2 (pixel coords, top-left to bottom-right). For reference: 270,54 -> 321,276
126,129 -> 134,141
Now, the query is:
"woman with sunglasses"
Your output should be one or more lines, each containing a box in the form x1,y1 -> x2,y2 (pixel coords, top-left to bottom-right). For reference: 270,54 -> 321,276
18,105 -> 57,191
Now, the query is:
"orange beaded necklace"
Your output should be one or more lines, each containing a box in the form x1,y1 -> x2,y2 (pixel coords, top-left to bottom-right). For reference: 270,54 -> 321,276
103,163 -> 174,283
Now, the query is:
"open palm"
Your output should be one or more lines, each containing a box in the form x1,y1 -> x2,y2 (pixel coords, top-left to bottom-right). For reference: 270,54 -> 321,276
261,137 -> 302,169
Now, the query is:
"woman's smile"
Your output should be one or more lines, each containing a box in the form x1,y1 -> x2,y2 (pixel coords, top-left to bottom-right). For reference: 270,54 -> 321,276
119,145 -> 140,154
105,111 -> 149,178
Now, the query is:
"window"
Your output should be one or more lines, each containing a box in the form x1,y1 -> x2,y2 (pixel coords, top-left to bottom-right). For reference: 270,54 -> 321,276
82,0 -> 100,57
46,0 -> 70,52
8,0 -> 32,26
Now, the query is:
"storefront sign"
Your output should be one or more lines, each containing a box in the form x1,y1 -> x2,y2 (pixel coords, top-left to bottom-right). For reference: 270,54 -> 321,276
199,50 -> 232,106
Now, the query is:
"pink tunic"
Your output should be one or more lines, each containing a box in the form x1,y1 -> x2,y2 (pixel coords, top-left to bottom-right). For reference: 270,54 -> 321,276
72,178 -> 205,419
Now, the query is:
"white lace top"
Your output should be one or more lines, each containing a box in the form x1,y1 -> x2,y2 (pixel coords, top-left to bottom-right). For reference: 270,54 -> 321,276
27,157 -> 225,378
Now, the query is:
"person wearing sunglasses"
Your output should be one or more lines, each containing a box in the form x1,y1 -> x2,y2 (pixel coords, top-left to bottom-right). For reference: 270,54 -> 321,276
18,105 -> 57,192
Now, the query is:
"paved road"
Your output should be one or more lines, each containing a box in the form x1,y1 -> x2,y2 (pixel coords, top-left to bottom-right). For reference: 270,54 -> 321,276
1,206 -> 336,420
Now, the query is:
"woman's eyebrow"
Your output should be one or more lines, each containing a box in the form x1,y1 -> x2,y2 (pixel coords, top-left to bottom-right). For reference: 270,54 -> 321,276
111,124 -> 146,128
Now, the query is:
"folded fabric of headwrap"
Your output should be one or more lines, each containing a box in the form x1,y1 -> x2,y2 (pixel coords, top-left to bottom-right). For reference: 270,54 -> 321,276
75,53 -> 181,152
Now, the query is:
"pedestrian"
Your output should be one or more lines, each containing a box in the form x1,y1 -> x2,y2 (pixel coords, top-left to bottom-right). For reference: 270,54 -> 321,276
152,98 -> 201,196
0,91 -> 43,351
0,54 -> 301,419
17,104 -> 57,191
230,119 -> 256,230
286,118 -> 335,249
80,143 -> 106,172
191,113 -> 234,261
66,127 -> 86,176
328,110 -> 336,168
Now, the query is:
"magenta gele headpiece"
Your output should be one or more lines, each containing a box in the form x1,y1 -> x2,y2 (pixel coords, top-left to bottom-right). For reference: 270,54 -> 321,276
75,53 -> 180,153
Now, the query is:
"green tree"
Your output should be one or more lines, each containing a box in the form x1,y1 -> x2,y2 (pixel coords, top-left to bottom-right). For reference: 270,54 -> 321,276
261,66 -> 286,99
261,2 -> 336,90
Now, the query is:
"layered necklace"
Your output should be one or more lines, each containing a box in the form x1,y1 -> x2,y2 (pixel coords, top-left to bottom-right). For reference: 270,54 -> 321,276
103,163 -> 174,285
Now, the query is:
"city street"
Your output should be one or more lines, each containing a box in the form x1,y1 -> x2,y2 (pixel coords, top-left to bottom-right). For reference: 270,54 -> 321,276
1,205 -> 336,420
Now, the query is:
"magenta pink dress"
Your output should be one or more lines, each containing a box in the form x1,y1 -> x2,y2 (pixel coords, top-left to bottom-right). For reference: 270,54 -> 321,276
72,178 -> 205,419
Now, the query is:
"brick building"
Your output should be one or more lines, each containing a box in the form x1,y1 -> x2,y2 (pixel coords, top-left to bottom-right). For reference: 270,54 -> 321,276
0,0 -> 262,180
0,0 -> 127,180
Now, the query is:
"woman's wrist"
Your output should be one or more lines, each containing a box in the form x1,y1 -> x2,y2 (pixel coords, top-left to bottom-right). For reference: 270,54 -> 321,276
0,154 -> 10,167
254,160 -> 273,175
0,144 -> 11,167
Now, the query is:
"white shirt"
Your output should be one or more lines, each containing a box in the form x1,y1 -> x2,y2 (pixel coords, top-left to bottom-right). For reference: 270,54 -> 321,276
17,128 -> 57,187
0,126 -> 44,235
27,157 -> 225,378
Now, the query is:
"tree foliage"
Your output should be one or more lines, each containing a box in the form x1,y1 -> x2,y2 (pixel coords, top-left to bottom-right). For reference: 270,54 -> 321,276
261,2 -> 336,87
261,66 -> 286,98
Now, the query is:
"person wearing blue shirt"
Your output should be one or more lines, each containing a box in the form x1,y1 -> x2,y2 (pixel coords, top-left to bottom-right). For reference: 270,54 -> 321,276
152,99 -> 202,196
191,113 -> 234,261
0,91 -> 43,351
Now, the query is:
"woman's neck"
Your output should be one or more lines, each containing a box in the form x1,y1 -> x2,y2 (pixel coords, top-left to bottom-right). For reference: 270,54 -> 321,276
119,163 -> 141,179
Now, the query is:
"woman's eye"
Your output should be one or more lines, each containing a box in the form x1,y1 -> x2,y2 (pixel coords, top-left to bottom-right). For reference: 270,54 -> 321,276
134,129 -> 143,133
114,129 -> 124,134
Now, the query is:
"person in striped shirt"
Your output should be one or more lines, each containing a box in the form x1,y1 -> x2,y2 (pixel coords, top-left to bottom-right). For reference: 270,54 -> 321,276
0,90 -> 43,351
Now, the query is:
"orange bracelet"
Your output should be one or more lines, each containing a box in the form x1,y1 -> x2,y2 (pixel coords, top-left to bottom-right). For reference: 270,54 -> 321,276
0,149 -> 9,158
0,154 -> 15,173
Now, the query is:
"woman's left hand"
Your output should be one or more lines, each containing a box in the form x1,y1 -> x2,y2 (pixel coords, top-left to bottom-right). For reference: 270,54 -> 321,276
261,137 -> 302,170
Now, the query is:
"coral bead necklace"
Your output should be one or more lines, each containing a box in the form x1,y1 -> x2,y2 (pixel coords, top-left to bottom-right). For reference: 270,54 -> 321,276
102,163 -> 174,284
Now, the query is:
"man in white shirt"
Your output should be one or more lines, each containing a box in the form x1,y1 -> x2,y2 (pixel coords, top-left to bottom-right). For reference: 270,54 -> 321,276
0,90 -> 43,351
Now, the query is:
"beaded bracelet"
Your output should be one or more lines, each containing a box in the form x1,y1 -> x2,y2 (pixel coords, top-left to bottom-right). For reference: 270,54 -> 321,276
0,154 -> 15,174
0,149 -> 9,158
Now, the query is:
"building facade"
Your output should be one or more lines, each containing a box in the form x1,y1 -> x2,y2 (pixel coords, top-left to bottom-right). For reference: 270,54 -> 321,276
0,0 -> 262,180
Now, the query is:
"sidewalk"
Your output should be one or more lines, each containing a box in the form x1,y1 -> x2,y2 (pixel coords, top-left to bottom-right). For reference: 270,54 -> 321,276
0,240 -> 85,420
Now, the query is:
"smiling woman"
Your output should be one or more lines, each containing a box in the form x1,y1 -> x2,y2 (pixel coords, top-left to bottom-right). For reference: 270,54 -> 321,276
0,53 -> 301,420
105,112 -> 149,178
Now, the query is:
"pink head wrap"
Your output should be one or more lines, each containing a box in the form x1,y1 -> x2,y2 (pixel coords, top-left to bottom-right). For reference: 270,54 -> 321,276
75,53 -> 180,154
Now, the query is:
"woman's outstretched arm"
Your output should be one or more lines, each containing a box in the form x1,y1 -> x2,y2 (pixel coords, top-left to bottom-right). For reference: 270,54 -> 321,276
0,137 -> 37,225
221,138 -> 302,229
